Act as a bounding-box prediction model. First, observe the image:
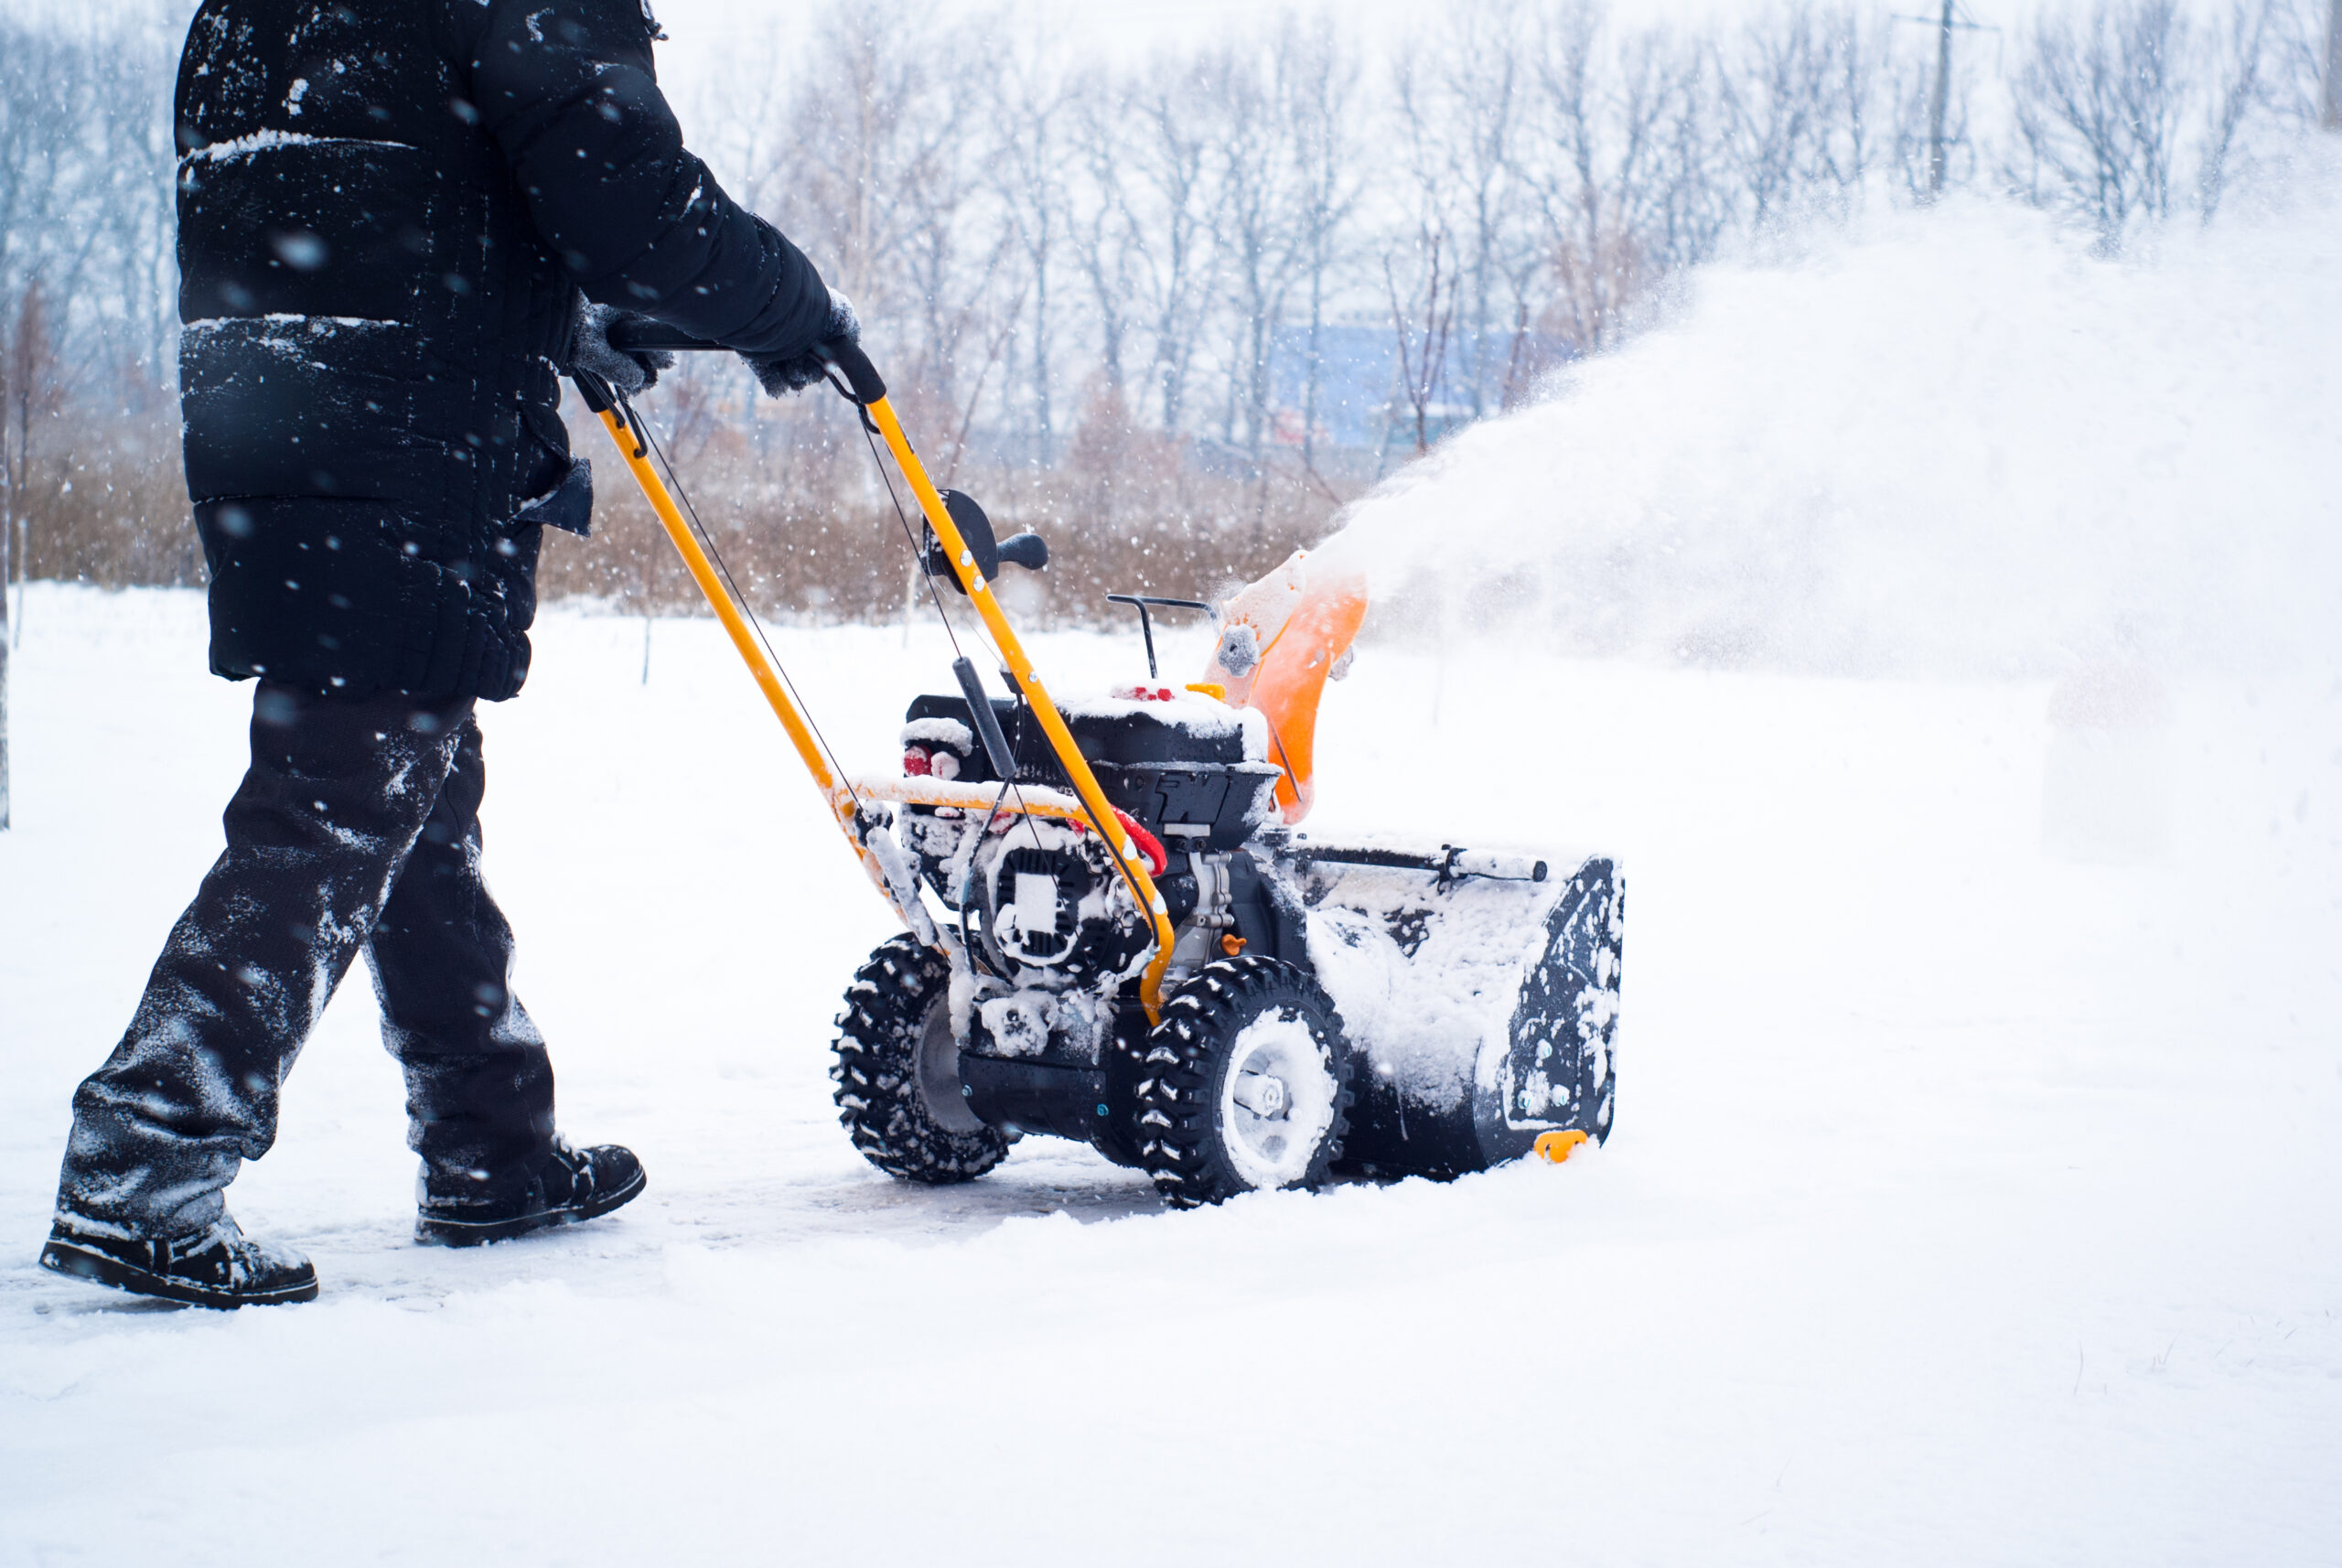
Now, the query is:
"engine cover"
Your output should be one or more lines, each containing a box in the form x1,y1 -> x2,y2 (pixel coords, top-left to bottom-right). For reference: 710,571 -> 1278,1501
975,817 -> 1150,987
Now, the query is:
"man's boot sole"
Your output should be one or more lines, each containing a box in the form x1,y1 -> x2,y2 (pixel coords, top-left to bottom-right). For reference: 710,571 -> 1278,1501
414,1164 -> 647,1247
38,1240 -> 319,1309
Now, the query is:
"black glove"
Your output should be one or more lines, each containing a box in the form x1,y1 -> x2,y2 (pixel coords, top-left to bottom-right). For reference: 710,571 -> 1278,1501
744,287 -> 859,398
564,299 -> 674,395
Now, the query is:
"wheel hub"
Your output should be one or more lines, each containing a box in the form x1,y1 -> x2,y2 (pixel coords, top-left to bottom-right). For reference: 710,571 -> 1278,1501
1230,1071 -> 1287,1116
1218,1009 -> 1338,1189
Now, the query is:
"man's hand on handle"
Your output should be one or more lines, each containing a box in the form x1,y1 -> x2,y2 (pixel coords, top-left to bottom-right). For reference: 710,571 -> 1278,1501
596,290 -> 886,407
564,300 -> 675,395
744,287 -> 864,399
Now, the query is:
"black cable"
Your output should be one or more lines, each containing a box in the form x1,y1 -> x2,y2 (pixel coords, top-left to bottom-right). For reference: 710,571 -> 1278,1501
851,411 -> 1047,827
619,392 -> 862,817
857,415 -> 966,661
852,415 -> 1024,696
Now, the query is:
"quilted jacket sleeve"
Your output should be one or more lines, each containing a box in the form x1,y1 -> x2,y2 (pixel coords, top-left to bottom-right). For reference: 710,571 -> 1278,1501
452,0 -> 831,357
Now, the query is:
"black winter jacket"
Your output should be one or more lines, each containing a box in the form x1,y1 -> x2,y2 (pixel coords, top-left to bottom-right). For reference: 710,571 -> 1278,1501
177,0 -> 826,700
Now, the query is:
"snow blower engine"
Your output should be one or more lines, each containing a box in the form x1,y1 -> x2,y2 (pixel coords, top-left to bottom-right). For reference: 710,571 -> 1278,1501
577,326 -> 1622,1206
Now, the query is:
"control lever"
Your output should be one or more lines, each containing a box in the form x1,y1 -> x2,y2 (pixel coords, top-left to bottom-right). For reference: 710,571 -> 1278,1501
951,658 -> 1019,780
1106,595 -> 1214,681
921,489 -> 1046,596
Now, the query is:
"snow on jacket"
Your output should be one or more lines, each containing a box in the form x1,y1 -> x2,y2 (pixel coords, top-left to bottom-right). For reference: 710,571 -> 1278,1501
176,0 -> 828,700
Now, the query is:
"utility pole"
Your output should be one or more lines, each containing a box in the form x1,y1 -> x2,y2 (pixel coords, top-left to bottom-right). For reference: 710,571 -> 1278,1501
1,496 -> 9,832
1898,2 -> 1993,202
1,325 -> 10,834
1928,0 -> 1954,198
2324,0 -> 2341,130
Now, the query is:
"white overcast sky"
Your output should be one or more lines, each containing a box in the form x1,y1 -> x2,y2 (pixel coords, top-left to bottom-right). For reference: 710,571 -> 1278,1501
637,0 -> 2054,108
642,0 -> 1904,74
650,0 -> 1419,62
70,0 -> 2049,85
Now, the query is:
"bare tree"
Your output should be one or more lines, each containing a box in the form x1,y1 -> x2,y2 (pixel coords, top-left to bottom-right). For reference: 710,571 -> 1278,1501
1632,31 -> 1735,277
2261,0 -> 2342,124
91,10 -> 180,394
2009,0 -> 2194,251
749,6 -> 1002,437
1126,56 -> 1222,437
1529,8 -> 1685,356
991,29 -> 1075,465
2197,0 -> 2279,220
1069,80 -> 1143,399
1717,4 -> 1880,229
1385,228 -> 1457,457
1199,37 -> 1314,470
0,282 -> 63,831
1394,0 -> 1536,420
5,284 -> 64,638
1280,22 -> 1363,467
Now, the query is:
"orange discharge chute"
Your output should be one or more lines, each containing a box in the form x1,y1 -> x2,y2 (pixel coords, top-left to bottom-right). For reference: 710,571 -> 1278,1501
1203,549 -> 1368,824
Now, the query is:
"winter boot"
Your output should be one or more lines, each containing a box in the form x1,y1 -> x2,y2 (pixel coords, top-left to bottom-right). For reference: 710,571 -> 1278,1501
415,1140 -> 645,1247
39,1210 -> 318,1308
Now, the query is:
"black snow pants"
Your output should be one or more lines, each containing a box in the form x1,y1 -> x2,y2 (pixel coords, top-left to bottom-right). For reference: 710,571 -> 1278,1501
55,682 -> 555,1240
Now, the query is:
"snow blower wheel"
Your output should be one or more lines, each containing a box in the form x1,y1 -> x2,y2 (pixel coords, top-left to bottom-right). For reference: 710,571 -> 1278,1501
833,935 -> 1010,1184
1130,957 -> 1354,1208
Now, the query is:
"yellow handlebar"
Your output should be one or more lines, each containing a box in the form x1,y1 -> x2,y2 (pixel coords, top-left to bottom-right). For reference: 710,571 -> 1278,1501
594,392 -> 1178,1023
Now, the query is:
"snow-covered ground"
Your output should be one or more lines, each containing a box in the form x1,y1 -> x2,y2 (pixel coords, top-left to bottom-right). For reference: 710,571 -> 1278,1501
2,581 -> 2337,1564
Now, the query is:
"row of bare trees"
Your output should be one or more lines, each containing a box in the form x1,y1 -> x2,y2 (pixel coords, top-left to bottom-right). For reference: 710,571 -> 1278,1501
2006,0 -> 2328,245
0,0 -> 2335,622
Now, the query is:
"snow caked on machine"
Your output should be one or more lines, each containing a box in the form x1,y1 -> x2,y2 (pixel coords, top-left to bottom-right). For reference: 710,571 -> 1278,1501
575,329 -> 1623,1205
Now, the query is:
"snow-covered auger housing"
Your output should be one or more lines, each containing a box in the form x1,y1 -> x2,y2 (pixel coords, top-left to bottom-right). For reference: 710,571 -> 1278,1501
571,326 -> 1622,1205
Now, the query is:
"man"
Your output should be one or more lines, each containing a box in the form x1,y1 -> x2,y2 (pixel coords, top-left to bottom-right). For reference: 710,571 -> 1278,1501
38,0 -> 851,1308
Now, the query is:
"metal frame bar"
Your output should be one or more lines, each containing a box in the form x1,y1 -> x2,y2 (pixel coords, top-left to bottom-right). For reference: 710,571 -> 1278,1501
585,376 -> 1179,1020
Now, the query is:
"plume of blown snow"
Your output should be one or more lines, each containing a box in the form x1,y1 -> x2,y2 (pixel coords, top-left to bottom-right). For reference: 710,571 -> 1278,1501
1325,160 -> 2342,678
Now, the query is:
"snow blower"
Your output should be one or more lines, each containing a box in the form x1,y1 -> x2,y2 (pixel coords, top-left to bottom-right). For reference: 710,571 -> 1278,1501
570,327 -> 1622,1205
